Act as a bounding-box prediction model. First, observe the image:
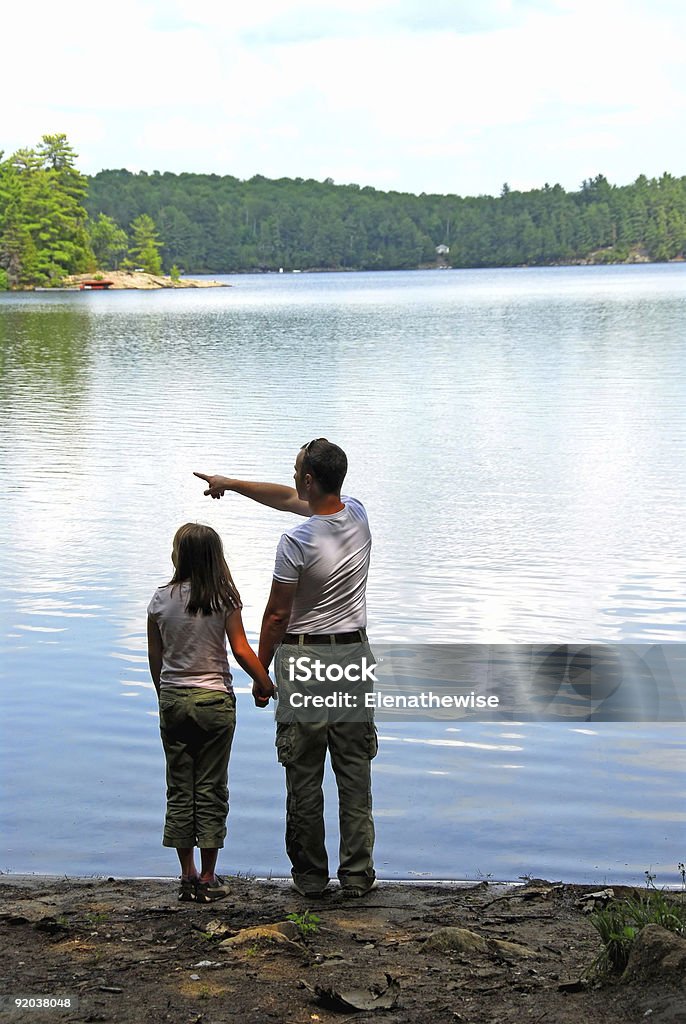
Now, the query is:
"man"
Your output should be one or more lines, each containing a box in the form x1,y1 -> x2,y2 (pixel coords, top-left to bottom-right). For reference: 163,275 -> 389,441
194,439 -> 377,897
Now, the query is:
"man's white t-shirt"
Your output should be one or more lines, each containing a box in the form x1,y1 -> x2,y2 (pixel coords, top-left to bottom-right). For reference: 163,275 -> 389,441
147,581 -> 239,691
273,495 -> 371,633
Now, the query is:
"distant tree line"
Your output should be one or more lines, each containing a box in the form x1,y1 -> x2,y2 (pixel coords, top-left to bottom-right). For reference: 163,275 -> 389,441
3,133 -> 686,287
83,168 -> 686,274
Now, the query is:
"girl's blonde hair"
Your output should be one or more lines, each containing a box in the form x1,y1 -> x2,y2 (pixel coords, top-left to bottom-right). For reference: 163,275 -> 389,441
169,523 -> 241,615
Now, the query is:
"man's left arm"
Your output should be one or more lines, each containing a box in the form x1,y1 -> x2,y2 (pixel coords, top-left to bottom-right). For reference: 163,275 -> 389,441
259,579 -> 296,669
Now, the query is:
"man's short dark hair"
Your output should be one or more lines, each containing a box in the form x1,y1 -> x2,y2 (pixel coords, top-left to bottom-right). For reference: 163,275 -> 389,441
301,438 -> 348,494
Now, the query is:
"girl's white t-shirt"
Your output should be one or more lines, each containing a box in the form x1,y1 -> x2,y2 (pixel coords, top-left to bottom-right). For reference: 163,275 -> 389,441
147,581 -> 239,692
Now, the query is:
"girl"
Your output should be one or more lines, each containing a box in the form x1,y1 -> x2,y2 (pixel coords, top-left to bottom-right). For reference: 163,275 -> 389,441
147,523 -> 273,903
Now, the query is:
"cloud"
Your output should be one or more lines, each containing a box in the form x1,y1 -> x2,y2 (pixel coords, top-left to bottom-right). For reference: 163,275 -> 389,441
2,0 -> 686,195
235,0 -> 529,45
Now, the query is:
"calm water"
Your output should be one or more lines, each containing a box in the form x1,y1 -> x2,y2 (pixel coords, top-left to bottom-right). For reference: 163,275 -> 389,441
0,265 -> 684,884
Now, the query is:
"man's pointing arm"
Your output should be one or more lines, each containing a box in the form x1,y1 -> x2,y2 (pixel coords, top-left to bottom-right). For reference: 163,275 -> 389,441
193,472 -> 310,516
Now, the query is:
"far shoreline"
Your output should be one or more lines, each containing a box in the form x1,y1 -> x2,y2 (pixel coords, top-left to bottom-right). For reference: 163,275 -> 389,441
7,257 -> 685,293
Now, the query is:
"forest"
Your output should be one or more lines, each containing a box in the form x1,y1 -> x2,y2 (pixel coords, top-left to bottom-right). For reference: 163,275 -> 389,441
2,134 -> 686,286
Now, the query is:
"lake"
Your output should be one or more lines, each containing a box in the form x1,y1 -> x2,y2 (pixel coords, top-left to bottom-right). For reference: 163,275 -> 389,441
0,265 -> 684,884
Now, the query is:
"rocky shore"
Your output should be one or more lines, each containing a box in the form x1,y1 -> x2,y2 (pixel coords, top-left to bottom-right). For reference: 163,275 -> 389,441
62,271 -> 230,290
1,874 -> 684,1023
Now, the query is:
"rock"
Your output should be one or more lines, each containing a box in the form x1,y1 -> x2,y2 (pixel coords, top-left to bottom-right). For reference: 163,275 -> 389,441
312,973 -> 400,1012
423,927 -> 537,958
62,271 -> 230,291
487,881 -> 563,909
34,918 -> 69,934
622,925 -> 686,986
579,888 -> 615,901
514,882 -> 563,900
423,927 -> 488,953
0,900 -> 60,924
558,979 -> 588,992
578,888 -> 615,913
195,918 -> 232,938
219,920 -> 302,951
490,938 -> 538,958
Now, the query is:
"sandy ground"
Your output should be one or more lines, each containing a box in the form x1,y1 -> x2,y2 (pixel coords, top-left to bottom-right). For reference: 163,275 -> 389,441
2,874 -> 684,1024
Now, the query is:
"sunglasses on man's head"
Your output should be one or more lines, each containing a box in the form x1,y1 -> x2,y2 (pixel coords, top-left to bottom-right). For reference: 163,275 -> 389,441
302,437 -> 326,454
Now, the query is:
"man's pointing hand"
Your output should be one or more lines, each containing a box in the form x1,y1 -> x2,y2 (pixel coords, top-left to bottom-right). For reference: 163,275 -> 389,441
193,471 -> 231,499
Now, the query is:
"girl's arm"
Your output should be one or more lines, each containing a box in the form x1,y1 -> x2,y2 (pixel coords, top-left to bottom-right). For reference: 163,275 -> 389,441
225,608 -> 276,707
147,615 -> 163,696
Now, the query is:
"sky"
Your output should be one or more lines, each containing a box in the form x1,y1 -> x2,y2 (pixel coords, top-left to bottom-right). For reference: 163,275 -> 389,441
4,0 -> 686,197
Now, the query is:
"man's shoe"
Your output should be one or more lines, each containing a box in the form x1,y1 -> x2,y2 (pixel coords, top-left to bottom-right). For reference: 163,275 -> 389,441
341,879 -> 378,898
292,880 -> 328,898
196,874 -> 231,903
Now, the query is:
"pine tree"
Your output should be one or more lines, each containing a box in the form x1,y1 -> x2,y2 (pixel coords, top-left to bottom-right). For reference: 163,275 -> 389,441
89,213 -> 129,269
0,134 -> 94,286
124,214 -> 163,274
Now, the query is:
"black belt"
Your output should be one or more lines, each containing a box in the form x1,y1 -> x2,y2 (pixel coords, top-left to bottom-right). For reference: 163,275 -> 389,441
282,629 -> 367,645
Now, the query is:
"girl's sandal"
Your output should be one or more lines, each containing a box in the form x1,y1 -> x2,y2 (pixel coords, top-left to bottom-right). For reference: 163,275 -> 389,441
196,875 -> 231,903
178,877 -> 197,902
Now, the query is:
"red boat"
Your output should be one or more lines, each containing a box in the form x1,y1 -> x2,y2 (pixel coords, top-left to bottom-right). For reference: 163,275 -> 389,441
79,280 -> 114,290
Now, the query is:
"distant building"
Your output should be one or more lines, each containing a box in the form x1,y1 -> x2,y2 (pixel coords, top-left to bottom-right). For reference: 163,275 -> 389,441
435,244 -> 450,255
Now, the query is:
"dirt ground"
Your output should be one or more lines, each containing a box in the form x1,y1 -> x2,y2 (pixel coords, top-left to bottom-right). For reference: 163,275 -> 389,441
1,875 -> 684,1024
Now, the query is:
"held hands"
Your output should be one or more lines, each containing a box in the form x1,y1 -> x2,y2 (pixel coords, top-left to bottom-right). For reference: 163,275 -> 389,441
252,678 -> 276,709
193,471 -> 232,499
